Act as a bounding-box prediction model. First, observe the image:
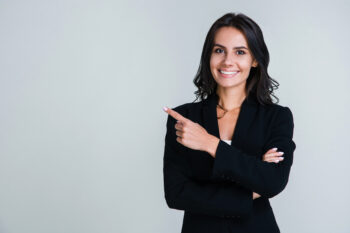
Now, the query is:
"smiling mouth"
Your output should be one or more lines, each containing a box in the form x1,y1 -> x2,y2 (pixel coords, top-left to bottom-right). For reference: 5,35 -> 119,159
219,70 -> 239,74
219,69 -> 240,77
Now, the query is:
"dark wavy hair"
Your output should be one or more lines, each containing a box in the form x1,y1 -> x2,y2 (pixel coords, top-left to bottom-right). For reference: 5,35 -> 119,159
193,12 -> 279,105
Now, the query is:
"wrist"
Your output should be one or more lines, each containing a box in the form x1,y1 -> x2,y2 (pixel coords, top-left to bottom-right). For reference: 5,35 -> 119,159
206,134 -> 220,158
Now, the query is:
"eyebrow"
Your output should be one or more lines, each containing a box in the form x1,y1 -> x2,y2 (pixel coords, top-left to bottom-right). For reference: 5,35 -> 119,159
213,43 -> 248,50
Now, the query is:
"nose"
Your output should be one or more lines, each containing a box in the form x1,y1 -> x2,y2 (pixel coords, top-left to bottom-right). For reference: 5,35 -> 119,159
223,52 -> 235,66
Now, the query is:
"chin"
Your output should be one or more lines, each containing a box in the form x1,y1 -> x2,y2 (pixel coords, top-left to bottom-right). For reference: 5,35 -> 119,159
217,80 -> 247,89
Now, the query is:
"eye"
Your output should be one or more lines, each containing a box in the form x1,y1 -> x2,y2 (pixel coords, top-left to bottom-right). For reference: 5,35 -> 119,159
214,48 -> 224,54
236,50 -> 246,55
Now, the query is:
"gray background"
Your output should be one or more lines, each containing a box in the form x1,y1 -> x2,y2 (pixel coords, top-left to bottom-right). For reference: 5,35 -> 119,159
0,0 -> 349,232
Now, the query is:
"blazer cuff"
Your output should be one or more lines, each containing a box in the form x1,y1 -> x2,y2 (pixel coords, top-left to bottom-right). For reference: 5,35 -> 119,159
211,140 -> 242,183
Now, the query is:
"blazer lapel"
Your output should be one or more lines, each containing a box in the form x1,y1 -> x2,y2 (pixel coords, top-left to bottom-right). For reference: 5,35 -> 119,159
202,93 -> 220,139
202,92 -> 258,148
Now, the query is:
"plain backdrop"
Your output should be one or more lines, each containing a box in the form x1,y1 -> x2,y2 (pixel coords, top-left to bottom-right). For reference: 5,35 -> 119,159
0,0 -> 349,232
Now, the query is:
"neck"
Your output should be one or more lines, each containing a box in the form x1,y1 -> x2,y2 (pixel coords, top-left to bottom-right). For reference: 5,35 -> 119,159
216,86 -> 247,111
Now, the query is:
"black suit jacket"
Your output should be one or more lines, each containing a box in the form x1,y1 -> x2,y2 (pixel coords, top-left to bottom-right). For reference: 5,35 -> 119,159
163,92 -> 296,233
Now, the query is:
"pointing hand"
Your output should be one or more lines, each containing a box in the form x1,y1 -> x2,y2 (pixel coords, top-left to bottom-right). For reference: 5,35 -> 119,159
163,106 -> 216,152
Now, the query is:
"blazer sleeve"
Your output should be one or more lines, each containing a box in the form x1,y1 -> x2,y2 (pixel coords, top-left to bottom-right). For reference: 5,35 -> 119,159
211,106 -> 296,199
163,108 -> 253,218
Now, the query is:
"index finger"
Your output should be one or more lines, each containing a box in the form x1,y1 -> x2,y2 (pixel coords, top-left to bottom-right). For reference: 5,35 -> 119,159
163,106 -> 188,122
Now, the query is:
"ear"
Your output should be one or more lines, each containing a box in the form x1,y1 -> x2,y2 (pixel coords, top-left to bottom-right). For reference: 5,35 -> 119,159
252,59 -> 258,68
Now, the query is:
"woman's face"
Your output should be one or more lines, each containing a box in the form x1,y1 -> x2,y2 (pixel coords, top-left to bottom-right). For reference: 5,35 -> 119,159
210,26 -> 258,91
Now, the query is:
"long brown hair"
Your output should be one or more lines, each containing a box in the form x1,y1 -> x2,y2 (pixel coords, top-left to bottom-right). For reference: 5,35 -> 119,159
192,12 -> 279,106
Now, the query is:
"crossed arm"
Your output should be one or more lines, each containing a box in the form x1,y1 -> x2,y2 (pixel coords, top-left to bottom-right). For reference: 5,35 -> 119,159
163,106 -> 296,218
163,135 -> 253,218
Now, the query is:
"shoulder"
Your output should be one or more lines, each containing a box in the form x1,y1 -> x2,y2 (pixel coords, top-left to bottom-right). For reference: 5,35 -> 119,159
259,101 -> 294,118
260,103 -> 295,133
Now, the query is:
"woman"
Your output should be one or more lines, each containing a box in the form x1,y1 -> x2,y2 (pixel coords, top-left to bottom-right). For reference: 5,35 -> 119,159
162,12 -> 296,233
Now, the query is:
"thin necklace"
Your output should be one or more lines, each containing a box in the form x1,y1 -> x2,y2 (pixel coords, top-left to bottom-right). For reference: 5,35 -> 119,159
216,103 -> 241,119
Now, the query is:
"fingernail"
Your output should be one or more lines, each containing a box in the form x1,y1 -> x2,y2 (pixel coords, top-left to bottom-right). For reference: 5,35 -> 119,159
280,157 -> 284,160
163,106 -> 168,112
278,152 -> 284,155
275,159 -> 279,163
272,147 -> 278,151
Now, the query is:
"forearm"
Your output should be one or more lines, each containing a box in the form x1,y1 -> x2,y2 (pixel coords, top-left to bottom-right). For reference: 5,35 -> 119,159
210,139 -> 294,198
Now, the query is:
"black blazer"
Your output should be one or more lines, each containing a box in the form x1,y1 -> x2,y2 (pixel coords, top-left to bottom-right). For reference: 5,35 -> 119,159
163,92 -> 296,233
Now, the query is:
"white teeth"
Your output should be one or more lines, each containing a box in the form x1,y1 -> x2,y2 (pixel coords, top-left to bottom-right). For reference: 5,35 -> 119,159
220,70 -> 238,75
